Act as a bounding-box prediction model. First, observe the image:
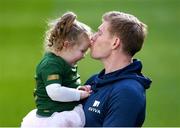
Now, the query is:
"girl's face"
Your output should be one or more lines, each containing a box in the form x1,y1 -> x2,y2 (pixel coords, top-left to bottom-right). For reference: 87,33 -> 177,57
69,36 -> 90,65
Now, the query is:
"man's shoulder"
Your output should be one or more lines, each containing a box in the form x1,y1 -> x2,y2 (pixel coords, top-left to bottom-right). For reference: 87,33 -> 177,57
111,79 -> 145,98
113,79 -> 143,90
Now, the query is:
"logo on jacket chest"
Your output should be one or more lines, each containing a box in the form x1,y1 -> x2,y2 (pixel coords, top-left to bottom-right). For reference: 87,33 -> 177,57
88,100 -> 101,114
93,100 -> 100,107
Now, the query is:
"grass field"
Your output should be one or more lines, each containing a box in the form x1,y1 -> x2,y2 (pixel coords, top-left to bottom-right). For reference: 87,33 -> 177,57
0,0 -> 180,126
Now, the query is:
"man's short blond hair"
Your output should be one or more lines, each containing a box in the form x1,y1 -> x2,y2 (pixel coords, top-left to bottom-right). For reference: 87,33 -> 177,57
103,11 -> 147,56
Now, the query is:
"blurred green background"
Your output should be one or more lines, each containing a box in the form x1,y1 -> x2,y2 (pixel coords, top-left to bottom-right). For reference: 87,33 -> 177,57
0,0 -> 180,126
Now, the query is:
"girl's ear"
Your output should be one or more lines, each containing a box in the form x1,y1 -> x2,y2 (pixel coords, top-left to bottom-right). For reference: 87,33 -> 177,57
62,41 -> 71,49
112,37 -> 121,50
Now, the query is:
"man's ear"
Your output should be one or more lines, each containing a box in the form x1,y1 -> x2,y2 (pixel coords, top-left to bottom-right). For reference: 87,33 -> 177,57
112,37 -> 121,50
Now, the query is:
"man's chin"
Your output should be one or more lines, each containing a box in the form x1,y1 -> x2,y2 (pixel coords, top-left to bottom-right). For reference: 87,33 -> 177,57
90,53 -> 99,59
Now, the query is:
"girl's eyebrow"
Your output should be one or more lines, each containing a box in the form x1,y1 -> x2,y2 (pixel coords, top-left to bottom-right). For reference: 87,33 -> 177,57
97,28 -> 102,33
97,26 -> 101,31
98,29 -> 103,34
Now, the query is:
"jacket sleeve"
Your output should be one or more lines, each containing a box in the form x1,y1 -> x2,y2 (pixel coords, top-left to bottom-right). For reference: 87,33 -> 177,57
103,85 -> 144,127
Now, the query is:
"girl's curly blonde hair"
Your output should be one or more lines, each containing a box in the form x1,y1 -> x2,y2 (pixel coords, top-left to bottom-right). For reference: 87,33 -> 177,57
44,12 -> 91,52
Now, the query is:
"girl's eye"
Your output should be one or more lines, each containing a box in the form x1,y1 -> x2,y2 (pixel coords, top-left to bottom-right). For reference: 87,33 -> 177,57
81,50 -> 85,53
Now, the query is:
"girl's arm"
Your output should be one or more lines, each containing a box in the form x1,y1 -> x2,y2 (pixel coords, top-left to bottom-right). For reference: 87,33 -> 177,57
46,83 -> 90,102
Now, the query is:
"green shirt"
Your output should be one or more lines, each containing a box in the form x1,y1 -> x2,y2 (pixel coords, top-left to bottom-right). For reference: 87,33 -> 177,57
34,52 -> 81,116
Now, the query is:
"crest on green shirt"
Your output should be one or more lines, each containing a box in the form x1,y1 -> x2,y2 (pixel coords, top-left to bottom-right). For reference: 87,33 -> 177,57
47,74 -> 60,81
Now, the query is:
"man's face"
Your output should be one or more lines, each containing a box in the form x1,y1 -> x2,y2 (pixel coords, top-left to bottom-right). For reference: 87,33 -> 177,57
90,21 -> 113,60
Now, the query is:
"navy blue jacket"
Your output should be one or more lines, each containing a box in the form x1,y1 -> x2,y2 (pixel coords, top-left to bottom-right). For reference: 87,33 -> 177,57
83,59 -> 151,127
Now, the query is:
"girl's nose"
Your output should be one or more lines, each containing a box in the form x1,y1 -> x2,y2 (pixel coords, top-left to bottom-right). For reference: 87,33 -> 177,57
90,38 -> 94,45
90,34 -> 97,45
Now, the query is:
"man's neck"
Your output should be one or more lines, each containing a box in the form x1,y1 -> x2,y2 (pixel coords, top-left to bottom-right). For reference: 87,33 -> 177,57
102,53 -> 132,74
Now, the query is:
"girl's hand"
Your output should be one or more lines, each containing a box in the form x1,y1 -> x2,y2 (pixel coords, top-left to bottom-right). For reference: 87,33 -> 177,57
79,90 -> 90,100
77,85 -> 92,93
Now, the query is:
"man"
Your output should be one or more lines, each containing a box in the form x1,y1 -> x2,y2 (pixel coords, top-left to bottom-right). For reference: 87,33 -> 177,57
83,11 -> 152,127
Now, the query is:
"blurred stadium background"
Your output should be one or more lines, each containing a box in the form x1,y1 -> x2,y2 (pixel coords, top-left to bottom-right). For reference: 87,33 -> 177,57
0,0 -> 180,126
